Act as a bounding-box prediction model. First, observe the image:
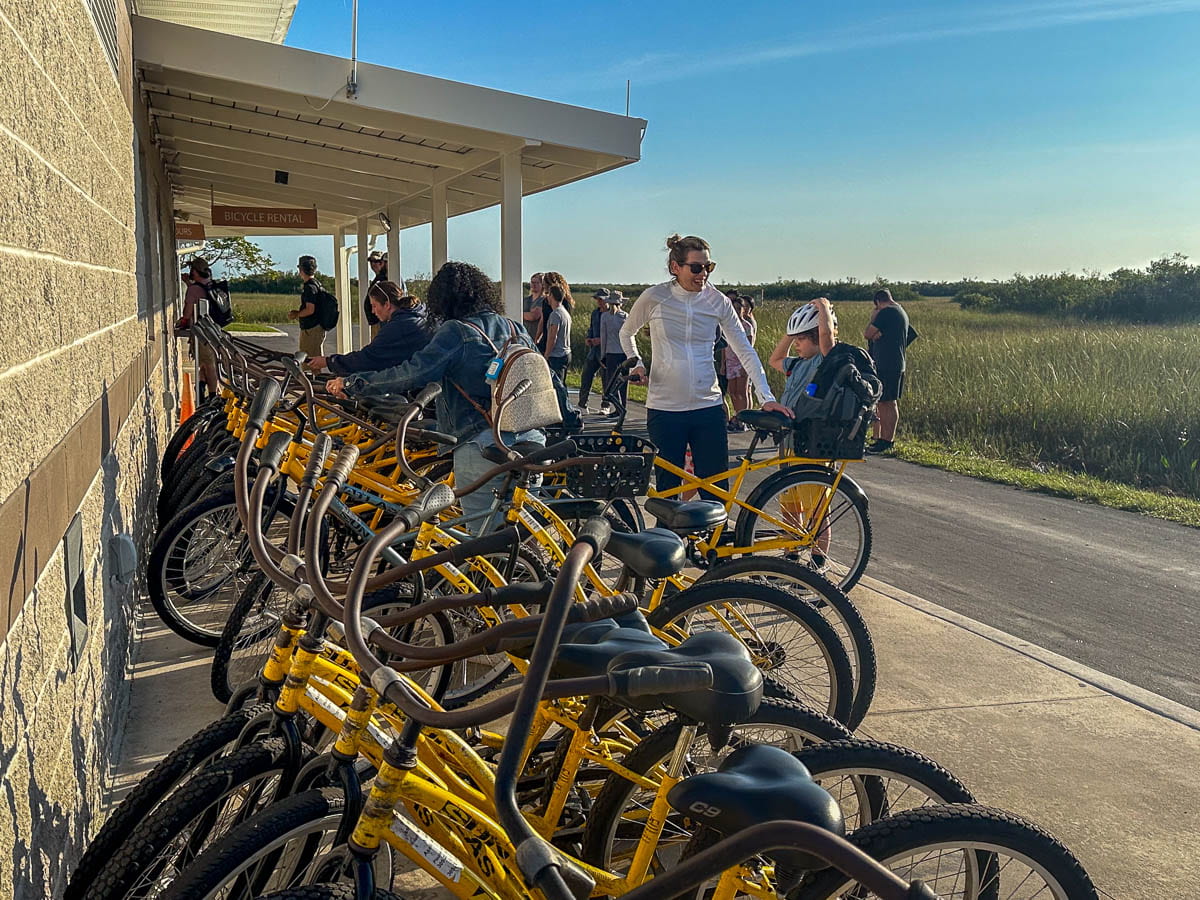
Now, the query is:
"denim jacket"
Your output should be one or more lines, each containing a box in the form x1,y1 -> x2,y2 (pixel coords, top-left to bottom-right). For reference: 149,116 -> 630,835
343,312 -> 532,440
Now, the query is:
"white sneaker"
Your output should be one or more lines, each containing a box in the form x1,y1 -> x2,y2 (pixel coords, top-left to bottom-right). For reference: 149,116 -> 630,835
599,404 -> 614,416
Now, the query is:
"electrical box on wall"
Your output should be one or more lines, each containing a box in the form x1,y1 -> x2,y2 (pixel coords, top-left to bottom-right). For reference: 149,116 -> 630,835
63,513 -> 88,669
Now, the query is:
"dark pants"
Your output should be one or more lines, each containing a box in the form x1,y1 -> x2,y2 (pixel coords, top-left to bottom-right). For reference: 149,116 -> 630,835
578,352 -> 602,407
601,353 -> 628,409
646,404 -> 729,501
548,354 -> 570,382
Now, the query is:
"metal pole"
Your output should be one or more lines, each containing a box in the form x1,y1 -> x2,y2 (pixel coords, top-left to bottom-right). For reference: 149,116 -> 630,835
626,80 -> 631,116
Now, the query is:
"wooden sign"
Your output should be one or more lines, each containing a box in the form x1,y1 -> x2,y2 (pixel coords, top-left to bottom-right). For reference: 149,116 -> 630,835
211,205 -> 318,229
174,222 -> 205,240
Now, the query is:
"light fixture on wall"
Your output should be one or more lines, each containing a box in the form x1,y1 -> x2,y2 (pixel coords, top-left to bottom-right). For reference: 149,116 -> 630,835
378,211 -> 392,232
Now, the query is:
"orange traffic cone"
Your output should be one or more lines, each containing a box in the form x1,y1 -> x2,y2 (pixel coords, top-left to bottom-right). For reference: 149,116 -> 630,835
180,372 -> 194,424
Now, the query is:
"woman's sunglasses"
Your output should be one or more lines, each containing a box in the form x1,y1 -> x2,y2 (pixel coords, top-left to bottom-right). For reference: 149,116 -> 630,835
680,261 -> 717,274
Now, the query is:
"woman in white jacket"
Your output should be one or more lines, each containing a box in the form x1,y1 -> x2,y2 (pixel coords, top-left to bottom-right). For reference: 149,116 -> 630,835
621,234 -> 790,499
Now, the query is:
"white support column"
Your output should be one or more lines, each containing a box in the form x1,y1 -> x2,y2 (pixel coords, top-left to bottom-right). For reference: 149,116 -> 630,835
499,153 -> 522,320
431,183 -> 448,276
386,202 -> 401,288
357,216 -> 371,349
334,227 -> 352,353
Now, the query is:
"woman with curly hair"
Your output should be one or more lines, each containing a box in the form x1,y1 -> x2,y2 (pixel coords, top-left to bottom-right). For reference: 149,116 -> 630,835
328,261 -> 544,531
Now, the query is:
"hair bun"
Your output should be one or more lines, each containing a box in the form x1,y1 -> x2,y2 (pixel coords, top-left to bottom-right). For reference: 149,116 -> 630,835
664,233 -> 683,251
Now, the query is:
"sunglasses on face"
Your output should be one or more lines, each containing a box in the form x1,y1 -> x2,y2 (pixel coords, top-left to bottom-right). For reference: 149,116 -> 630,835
680,260 -> 717,274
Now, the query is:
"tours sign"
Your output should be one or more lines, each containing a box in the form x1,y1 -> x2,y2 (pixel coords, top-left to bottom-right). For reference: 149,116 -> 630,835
174,222 -> 205,240
210,206 -> 318,229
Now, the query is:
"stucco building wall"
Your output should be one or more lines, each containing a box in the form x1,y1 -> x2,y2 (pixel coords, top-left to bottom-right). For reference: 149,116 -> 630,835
0,0 -> 180,895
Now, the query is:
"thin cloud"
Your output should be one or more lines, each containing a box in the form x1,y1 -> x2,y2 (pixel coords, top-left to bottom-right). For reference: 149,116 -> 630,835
586,1 -> 1200,88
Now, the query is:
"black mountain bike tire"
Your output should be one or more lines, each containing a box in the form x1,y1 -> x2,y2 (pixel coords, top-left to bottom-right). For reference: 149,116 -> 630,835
85,736 -> 304,900
148,488 -> 293,646
64,703 -> 272,899
646,579 -> 855,726
698,556 -> 876,729
734,467 -> 872,593
797,803 -> 1098,900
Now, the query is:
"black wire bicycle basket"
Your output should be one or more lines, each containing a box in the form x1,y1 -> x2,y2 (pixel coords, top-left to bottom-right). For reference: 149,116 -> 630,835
563,433 -> 658,499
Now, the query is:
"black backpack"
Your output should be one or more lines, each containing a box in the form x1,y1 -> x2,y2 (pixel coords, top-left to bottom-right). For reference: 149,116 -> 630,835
202,280 -> 234,327
314,287 -> 340,331
791,343 -> 882,459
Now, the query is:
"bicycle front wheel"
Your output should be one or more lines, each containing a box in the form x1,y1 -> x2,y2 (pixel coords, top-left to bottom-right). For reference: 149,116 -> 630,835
646,580 -> 855,725
734,468 -> 871,592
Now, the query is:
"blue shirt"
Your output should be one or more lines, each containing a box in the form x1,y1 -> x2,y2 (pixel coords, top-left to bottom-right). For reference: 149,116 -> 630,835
781,353 -> 824,412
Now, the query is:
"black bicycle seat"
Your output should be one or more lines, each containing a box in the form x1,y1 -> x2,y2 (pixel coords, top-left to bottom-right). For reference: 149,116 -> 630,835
481,440 -> 545,464
667,744 -> 844,873
605,528 -> 686,579
607,631 -> 763,726
551,611 -> 664,679
738,410 -> 792,433
643,498 -> 728,535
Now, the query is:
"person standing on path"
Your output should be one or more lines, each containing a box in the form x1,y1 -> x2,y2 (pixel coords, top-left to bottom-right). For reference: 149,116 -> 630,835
598,290 -> 628,414
577,288 -> 609,410
863,288 -> 915,453
522,272 -> 544,338
620,234 -> 789,500
179,257 -> 219,401
288,255 -> 325,359
543,282 -> 572,381
724,295 -> 758,431
363,250 -> 403,340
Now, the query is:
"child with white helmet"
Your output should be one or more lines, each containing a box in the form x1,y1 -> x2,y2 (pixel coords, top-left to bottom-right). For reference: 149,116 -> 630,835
768,297 -> 838,414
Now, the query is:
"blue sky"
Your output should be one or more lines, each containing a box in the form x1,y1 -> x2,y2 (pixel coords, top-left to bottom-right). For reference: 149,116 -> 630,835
251,0 -> 1200,285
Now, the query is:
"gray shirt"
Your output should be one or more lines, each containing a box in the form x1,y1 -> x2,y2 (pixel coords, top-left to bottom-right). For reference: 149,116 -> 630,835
547,305 -> 571,358
599,309 -> 628,356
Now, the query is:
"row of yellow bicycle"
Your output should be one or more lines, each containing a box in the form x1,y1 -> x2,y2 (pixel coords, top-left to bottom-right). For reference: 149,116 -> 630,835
65,319 -> 1098,900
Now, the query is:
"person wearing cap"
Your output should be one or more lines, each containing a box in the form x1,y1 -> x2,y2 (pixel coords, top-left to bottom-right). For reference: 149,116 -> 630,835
288,255 -> 325,357
179,257 -> 219,401
577,288 -> 610,410
863,288 -> 915,453
598,290 -> 628,414
363,250 -> 403,340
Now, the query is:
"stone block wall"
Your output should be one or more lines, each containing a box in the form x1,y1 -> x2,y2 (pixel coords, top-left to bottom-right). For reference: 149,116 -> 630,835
0,0 -> 179,895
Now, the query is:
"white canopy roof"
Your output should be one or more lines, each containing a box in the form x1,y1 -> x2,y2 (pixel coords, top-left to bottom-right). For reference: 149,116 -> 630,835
133,16 -> 647,236
134,0 -> 297,44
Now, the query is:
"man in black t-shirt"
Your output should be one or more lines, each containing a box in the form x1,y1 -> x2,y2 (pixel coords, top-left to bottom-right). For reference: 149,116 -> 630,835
863,288 -> 915,453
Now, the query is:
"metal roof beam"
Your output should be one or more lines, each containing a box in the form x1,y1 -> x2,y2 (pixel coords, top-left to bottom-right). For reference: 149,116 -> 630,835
139,70 -> 525,155
154,118 -> 437,184
162,137 -> 429,196
174,173 -> 365,216
149,92 -> 495,171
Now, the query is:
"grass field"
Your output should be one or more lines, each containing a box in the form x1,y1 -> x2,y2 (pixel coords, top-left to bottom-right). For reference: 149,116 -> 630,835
230,291 -> 1200,507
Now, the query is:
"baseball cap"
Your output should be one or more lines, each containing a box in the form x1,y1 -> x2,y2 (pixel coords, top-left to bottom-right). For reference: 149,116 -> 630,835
593,288 -> 611,300
367,250 -> 385,262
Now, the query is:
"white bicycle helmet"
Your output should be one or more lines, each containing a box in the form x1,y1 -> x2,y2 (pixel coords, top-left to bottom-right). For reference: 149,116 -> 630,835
787,302 -> 837,335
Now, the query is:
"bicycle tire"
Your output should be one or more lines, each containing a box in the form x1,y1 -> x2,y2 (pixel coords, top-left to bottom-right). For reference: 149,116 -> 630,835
159,434 -> 218,523
646,579 -> 855,725
87,736 -> 306,900
156,788 -> 393,900
148,488 -> 293,646
160,408 -> 216,482
65,703 -> 272,899
734,467 -> 872,592
799,803 -> 1098,900
258,886 -> 404,900
698,557 -> 876,729
580,698 -> 852,878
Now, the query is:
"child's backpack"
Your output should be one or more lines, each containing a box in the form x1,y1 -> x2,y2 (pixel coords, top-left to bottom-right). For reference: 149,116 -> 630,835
202,280 -> 234,327
314,287 -> 340,331
790,343 -> 882,459
458,319 -> 562,433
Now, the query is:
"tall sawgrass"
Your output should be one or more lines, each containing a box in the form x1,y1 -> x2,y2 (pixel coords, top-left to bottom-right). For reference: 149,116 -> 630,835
757,299 -> 1200,497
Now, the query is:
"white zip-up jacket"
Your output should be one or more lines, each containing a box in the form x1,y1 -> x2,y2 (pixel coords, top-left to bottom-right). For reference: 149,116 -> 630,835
619,280 -> 777,412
